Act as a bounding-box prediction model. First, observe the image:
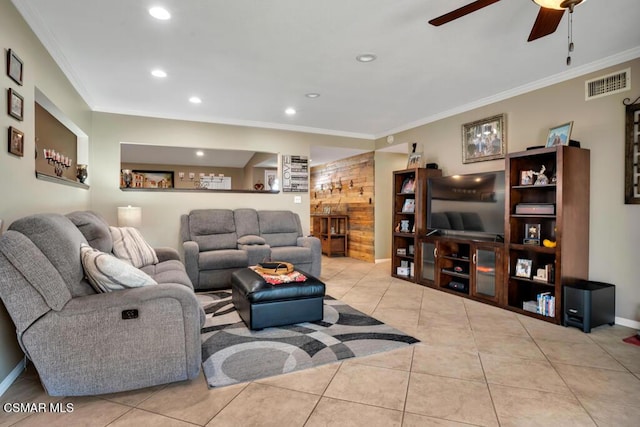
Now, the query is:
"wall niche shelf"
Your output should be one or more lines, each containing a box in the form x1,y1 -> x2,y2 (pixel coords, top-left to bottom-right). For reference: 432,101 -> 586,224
119,188 -> 279,194
36,172 -> 89,190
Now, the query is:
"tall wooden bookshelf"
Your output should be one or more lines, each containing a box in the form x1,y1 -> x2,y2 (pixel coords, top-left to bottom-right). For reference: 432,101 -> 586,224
392,168 -> 442,282
504,145 -> 590,323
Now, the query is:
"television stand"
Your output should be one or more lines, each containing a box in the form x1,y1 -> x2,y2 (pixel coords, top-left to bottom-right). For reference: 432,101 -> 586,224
418,235 -> 504,305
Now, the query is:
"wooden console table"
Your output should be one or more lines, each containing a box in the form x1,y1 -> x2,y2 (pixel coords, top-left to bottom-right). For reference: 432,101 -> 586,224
312,215 -> 348,257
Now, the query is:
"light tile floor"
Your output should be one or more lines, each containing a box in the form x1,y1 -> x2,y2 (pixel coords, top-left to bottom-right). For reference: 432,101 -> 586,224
2,257 -> 640,426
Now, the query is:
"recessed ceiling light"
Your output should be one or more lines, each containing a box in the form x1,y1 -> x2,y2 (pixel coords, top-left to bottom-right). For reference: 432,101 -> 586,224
189,96 -> 202,104
305,93 -> 320,99
151,69 -> 167,78
285,107 -> 296,116
356,53 -> 377,63
149,6 -> 171,20
196,151 -> 204,157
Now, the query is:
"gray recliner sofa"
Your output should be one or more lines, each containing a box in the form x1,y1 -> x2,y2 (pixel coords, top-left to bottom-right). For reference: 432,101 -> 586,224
180,208 -> 321,290
0,212 -> 203,396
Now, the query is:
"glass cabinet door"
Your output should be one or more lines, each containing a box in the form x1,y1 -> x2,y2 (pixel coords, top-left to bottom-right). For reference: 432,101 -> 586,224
474,247 -> 496,298
421,241 -> 436,283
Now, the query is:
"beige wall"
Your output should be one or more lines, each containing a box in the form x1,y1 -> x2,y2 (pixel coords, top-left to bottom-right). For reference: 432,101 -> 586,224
374,152 -> 408,260
90,113 -> 372,250
0,0 -> 92,384
376,58 -> 640,323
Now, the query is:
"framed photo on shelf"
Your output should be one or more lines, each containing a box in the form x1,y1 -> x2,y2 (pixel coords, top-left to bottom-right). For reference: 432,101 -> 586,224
402,198 -> 415,213
7,49 -> 23,85
515,258 -> 533,278
520,170 -> 533,186
396,248 -> 407,256
400,176 -> 415,193
545,121 -> 573,147
523,223 -> 541,245
8,126 -> 24,157
7,88 -> 24,121
462,113 -> 506,164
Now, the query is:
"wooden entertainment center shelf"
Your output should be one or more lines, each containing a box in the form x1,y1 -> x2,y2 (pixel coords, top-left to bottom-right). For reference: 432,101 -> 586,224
400,145 -> 590,324
391,168 -> 442,281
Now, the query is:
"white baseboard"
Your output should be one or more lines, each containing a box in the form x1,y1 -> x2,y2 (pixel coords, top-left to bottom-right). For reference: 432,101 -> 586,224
0,357 -> 26,397
374,258 -> 391,264
615,317 -> 640,330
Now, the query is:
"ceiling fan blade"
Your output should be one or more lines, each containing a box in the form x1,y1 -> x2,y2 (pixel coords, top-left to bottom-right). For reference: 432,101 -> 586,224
429,0 -> 501,26
527,7 -> 565,42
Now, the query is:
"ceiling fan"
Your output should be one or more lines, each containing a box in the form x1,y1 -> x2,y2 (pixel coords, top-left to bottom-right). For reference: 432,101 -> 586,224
428,0 -> 585,42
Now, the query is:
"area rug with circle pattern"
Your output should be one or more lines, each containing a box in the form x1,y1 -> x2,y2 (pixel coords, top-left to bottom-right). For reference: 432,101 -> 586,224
197,291 -> 419,388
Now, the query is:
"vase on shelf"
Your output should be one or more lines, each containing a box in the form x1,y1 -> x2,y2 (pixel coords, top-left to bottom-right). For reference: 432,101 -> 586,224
76,164 -> 88,183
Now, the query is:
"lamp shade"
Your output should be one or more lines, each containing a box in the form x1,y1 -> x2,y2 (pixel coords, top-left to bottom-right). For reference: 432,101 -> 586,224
117,206 -> 142,228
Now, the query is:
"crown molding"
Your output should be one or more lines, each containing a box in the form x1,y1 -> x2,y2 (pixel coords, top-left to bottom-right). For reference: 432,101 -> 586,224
376,46 -> 640,139
13,0 -> 95,108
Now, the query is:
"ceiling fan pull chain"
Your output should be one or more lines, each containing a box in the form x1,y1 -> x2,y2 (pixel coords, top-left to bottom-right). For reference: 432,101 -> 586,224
566,8 -> 574,66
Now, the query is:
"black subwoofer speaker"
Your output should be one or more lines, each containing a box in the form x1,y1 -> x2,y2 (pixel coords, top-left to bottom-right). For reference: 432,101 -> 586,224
563,279 -> 615,333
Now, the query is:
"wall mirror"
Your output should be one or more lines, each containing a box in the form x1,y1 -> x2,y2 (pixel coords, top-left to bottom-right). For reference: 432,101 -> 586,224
120,143 -> 279,193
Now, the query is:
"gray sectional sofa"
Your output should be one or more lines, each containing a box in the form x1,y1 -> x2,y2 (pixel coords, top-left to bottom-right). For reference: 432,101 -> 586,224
180,209 -> 321,290
0,211 -> 202,396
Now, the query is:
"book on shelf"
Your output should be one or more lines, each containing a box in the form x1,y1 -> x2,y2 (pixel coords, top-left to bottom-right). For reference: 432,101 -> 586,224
536,292 -> 555,317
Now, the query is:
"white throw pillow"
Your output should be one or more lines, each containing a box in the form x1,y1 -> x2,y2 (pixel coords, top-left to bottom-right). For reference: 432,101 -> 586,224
110,226 -> 158,268
80,244 -> 157,293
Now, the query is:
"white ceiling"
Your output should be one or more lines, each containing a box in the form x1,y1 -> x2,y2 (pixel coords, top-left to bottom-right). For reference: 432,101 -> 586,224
15,0 -> 640,143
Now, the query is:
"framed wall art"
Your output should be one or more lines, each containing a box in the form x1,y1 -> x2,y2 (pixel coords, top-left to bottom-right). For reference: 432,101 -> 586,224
7,88 -> 24,121
265,169 -> 278,191
132,170 -> 174,189
462,113 -> 506,164
6,49 -> 23,85
8,126 -> 24,157
545,121 -> 573,147
282,154 -> 308,192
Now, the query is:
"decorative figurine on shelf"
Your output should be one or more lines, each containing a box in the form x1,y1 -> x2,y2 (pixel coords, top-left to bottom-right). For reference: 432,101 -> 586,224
532,165 -> 549,186
76,164 -> 88,183
254,180 -> 264,190
121,169 -> 133,188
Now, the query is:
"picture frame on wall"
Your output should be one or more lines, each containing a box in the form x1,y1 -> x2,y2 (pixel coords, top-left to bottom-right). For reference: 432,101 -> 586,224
545,121 -> 573,147
462,113 -> 506,164
7,88 -> 24,121
8,126 -> 24,157
6,49 -> 23,85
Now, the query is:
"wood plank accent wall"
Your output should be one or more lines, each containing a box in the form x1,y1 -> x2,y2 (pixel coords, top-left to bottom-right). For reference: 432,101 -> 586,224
310,152 -> 375,262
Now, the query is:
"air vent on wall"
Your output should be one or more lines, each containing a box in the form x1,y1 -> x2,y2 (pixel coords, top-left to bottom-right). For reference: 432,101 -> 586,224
585,68 -> 630,100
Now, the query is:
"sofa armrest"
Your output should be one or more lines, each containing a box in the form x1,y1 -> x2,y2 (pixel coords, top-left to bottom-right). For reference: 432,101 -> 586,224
182,241 -> 200,287
22,284 -> 203,396
154,247 -> 181,262
297,236 -> 322,277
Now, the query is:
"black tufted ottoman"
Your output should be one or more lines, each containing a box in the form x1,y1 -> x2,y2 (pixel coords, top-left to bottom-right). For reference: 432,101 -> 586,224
231,268 -> 325,330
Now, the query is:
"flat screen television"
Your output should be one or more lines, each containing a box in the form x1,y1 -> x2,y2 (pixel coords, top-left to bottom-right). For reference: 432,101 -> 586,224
427,170 -> 505,240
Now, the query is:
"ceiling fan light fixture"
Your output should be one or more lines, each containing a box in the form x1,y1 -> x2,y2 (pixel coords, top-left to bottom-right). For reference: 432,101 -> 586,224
532,0 -> 584,11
